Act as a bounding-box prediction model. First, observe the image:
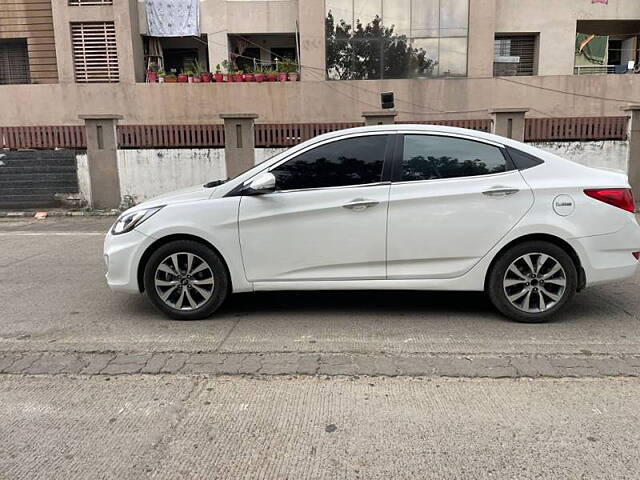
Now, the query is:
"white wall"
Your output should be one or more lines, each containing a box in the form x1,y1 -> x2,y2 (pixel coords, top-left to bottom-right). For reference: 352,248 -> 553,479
117,149 -> 227,205
76,147 -> 289,207
532,141 -> 629,173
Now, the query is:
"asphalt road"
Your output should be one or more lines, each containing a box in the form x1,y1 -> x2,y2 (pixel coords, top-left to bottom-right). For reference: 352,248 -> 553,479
1,216 -> 640,479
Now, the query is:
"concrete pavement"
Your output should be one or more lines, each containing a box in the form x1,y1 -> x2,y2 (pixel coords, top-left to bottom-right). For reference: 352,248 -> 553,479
2,375 -> 640,479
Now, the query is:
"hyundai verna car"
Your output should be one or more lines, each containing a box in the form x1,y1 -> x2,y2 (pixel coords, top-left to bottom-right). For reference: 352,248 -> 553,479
104,125 -> 640,323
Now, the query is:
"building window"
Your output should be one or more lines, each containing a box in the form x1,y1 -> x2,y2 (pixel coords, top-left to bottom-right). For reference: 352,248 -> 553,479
494,35 -> 537,76
325,0 -> 469,80
71,22 -> 119,83
68,0 -> 113,5
0,39 -> 30,84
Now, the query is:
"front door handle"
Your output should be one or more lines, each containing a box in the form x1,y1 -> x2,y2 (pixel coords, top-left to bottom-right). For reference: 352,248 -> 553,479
482,187 -> 520,197
342,198 -> 380,211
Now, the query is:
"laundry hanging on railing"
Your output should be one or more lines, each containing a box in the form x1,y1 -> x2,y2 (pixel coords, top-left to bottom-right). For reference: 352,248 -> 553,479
145,0 -> 200,37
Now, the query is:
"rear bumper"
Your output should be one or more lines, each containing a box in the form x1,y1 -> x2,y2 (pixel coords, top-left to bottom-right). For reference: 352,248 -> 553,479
569,216 -> 640,287
104,229 -> 154,294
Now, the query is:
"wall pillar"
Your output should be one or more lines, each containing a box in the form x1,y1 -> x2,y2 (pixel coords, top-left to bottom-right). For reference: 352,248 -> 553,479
298,0 -> 326,81
362,110 -> 398,126
624,106 -> 640,198
220,113 -> 259,178
79,115 -> 122,209
489,108 -> 529,142
467,0 -> 496,77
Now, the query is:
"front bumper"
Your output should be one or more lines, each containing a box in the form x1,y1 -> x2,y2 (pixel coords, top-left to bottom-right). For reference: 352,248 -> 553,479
569,216 -> 640,287
104,228 -> 155,294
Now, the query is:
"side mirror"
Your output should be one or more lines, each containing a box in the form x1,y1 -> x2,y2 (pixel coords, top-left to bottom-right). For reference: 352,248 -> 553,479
244,172 -> 276,195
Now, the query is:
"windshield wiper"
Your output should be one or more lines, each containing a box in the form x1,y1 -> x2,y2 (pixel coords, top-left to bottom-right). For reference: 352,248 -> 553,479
203,179 -> 228,188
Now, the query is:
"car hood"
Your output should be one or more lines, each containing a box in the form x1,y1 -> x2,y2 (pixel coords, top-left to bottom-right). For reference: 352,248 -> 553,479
135,184 -> 214,209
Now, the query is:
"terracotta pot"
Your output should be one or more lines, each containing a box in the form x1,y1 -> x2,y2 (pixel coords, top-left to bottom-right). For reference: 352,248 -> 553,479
177,74 -> 188,83
191,76 -> 201,83
201,73 -> 212,83
146,72 -> 158,83
244,73 -> 255,82
233,73 -> 244,82
164,76 -> 177,83
254,73 -> 265,83
289,73 -> 299,82
214,73 -> 223,82
278,73 -> 288,82
266,73 -> 277,82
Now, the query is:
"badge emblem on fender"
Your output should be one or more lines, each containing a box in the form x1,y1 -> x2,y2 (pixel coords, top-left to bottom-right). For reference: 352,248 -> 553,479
553,195 -> 575,216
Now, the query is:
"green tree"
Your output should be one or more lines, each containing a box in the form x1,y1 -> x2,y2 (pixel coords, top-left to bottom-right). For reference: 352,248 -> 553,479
325,11 -> 437,80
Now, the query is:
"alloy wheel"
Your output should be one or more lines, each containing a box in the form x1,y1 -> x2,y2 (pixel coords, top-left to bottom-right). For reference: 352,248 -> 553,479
502,252 -> 567,313
154,252 -> 215,311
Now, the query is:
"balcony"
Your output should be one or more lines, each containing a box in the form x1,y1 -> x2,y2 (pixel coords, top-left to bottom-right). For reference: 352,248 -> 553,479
142,33 -> 300,83
574,20 -> 640,76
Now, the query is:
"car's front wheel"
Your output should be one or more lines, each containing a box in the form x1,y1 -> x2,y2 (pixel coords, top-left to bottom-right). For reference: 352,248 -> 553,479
488,241 -> 577,323
143,240 -> 229,320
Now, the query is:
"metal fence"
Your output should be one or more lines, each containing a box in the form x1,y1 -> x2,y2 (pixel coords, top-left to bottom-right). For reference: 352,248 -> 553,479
524,116 -> 628,142
118,124 -> 225,148
0,117 -> 629,149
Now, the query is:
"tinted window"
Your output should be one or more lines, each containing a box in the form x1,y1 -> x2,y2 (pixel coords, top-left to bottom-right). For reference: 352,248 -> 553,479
272,135 -> 388,190
506,146 -> 544,170
401,135 -> 511,181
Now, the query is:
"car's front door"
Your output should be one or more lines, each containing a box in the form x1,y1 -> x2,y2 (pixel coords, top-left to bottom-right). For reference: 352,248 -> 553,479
386,133 -> 534,279
238,133 -> 393,282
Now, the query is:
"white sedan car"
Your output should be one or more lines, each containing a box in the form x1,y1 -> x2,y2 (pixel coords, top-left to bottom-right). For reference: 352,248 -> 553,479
104,125 -> 640,323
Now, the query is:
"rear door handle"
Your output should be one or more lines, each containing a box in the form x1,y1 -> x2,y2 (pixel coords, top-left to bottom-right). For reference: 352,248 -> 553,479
482,187 -> 520,197
342,198 -> 380,211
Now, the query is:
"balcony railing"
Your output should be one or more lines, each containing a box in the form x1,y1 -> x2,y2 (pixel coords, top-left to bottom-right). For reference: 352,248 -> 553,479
574,65 -> 635,75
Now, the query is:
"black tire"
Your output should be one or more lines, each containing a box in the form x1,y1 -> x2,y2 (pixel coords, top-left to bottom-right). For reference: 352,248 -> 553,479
143,240 -> 230,320
487,241 -> 577,323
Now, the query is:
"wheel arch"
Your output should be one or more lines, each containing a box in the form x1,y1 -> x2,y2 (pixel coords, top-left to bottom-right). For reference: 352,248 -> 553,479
137,233 -> 232,293
484,233 -> 586,292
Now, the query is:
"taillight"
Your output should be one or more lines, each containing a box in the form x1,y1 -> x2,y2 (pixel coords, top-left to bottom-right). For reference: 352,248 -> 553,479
633,252 -> 640,260
584,189 -> 636,213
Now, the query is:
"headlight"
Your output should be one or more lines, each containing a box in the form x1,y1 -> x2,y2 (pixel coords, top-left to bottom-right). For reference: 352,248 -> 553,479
111,206 -> 164,235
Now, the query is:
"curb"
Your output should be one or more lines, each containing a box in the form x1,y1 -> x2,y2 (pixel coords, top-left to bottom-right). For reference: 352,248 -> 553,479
0,209 -> 120,218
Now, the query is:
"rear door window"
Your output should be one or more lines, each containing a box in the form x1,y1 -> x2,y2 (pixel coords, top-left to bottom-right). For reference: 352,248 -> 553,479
400,135 -> 513,182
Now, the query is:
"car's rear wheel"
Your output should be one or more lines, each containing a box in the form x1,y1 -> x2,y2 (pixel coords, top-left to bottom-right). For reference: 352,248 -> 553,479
488,241 -> 577,323
143,240 -> 229,320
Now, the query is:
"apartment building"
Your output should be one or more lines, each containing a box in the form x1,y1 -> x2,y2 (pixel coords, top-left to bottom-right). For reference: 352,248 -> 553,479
1,0 -> 640,125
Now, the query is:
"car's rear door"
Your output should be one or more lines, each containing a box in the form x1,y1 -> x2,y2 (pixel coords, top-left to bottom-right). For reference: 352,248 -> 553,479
386,133 -> 534,279
238,133 -> 393,282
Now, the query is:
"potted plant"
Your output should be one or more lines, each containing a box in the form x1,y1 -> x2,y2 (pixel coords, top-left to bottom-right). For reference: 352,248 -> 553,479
214,64 -> 223,82
232,70 -> 244,82
177,70 -> 189,83
146,66 -> 159,83
277,58 -> 299,81
164,73 -> 177,83
244,66 -> 255,82
265,69 -> 277,82
254,65 -> 265,83
157,69 -> 166,83
192,60 -> 210,82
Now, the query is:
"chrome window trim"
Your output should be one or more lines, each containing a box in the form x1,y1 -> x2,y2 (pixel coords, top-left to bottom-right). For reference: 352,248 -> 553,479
398,131 -> 505,149
390,169 -> 519,187
270,181 -> 392,195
